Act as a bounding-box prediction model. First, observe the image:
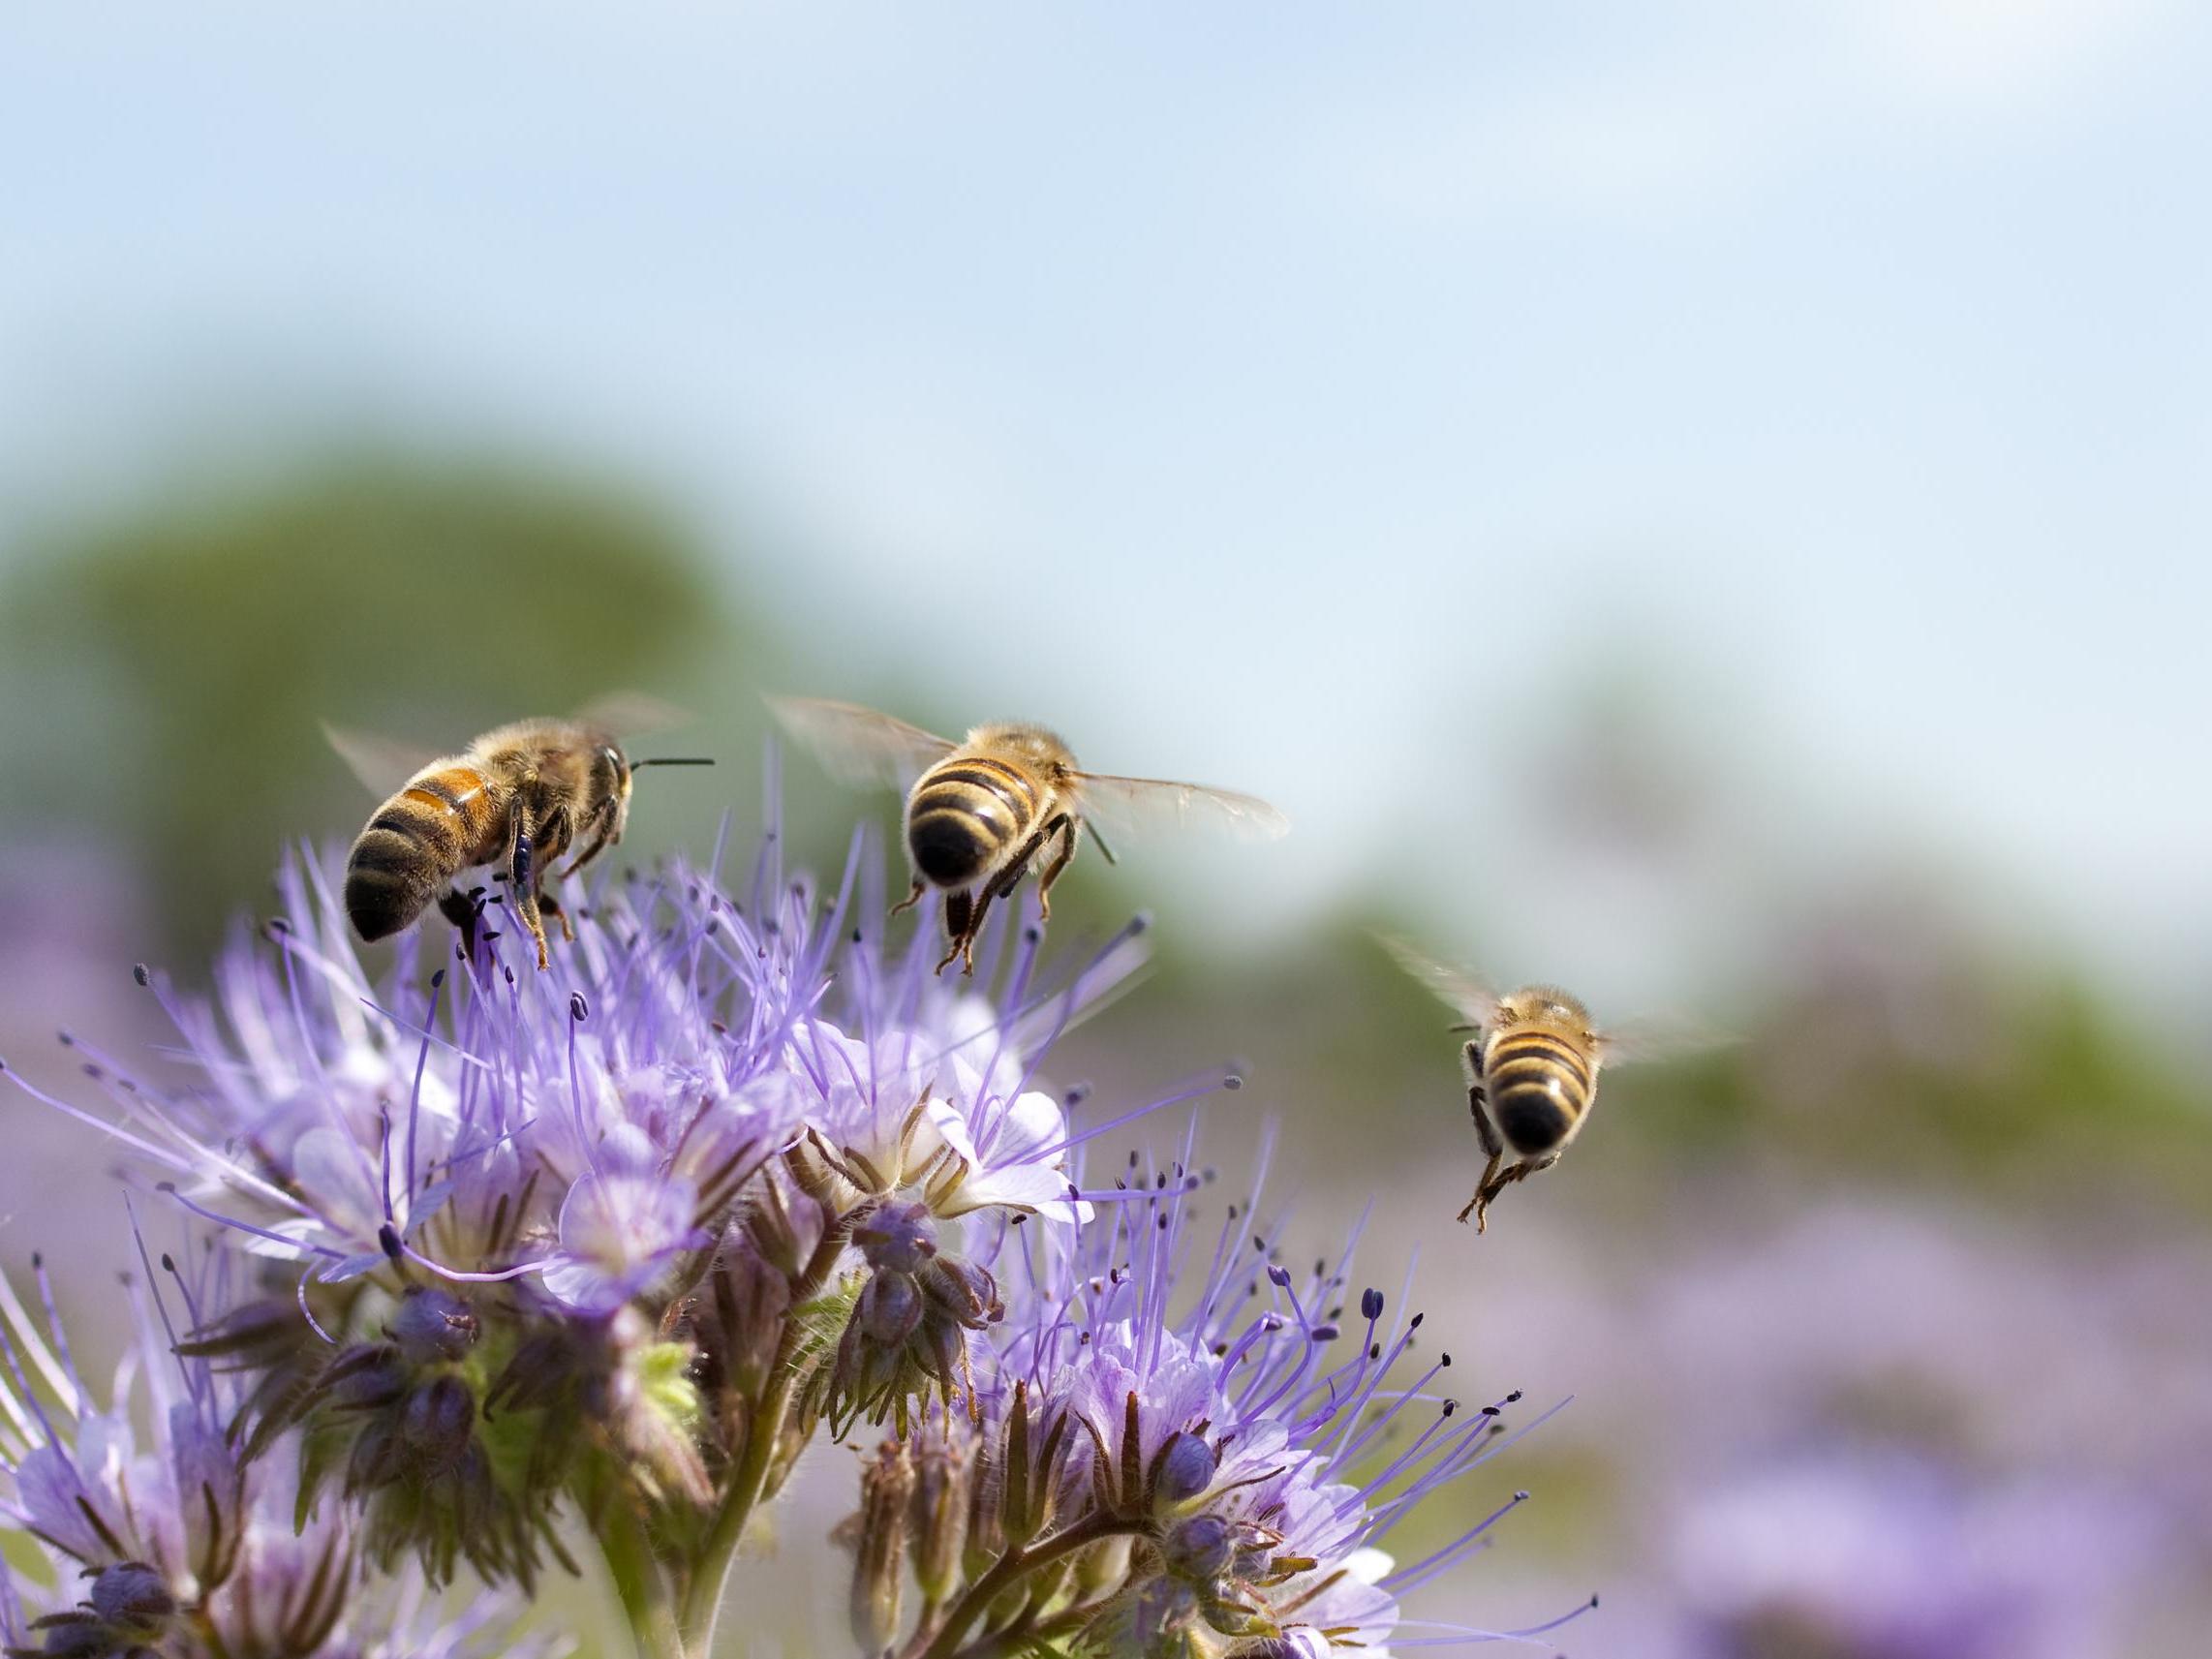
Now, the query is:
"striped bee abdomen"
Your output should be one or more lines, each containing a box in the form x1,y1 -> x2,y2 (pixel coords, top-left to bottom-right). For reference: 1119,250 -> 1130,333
1485,1029 -> 1593,1152
344,767 -> 501,942
906,757 -> 1042,888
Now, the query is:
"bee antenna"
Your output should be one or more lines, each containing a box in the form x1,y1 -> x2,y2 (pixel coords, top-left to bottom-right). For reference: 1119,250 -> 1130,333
632,756 -> 716,768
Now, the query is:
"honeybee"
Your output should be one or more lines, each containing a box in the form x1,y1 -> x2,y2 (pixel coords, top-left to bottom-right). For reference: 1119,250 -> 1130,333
1380,936 -> 1675,1233
769,696 -> 1288,974
328,700 -> 711,969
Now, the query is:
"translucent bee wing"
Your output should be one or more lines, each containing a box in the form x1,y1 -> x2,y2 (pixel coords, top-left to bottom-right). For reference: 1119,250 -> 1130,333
1373,933 -> 1504,1028
1596,1015 -> 1736,1066
569,690 -> 694,739
1067,772 -> 1290,844
766,696 -> 957,790
323,722 -> 442,798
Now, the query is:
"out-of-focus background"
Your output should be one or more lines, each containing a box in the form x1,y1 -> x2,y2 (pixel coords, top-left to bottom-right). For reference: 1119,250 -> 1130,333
4,5 -> 2207,1655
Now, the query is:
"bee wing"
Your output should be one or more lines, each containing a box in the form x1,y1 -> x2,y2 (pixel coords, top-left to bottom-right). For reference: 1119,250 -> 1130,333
1596,1015 -> 1736,1067
570,690 -> 694,740
1067,771 -> 1290,844
767,696 -> 957,791
323,722 -> 442,798
1373,933 -> 1504,1028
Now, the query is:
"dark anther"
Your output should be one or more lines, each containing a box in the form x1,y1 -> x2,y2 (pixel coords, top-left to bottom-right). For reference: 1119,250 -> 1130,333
378,1223 -> 403,1261
430,968 -> 446,989
1267,1264 -> 1292,1288
132,964 -> 150,986
569,993 -> 589,1021
159,1253 -> 176,1274
1362,1288 -> 1385,1321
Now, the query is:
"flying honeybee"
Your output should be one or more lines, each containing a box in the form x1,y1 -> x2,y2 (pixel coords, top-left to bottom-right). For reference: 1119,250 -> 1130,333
769,696 -> 1288,974
1380,936 -> 1685,1233
328,699 -> 711,969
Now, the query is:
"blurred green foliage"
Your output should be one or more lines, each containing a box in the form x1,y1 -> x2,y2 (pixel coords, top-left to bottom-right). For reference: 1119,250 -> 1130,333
0,456 -> 730,955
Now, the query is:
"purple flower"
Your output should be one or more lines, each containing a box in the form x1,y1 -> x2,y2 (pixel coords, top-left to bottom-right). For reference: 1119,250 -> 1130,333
0,1246 -> 556,1659
832,1137 -> 1582,1657
6,787 -> 1562,1656
1672,1450 -> 2153,1659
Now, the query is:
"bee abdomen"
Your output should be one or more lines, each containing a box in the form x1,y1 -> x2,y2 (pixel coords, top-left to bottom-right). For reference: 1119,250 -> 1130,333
1486,1032 -> 1593,1152
343,768 -> 497,942
906,760 -> 1036,887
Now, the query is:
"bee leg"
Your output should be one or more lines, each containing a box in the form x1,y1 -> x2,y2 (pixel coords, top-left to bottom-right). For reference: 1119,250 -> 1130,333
1457,1150 -> 1505,1229
561,806 -> 616,879
1465,1046 -> 1498,1144
499,802 -> 550,971
1465,1155 -> 1553,1233
437,886 -> 487,960
891,878 -> 927,917
937,889 -> 975,974
1032,815 -> 1077,920
512,886 -> 551,970
945,883 -> 1001,978
538,889 -> 576,945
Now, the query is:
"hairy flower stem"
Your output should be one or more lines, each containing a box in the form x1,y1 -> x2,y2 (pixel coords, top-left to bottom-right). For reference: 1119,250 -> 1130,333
678,1218 -> 852,1652
602,1497 -> 688,1659
907,1515 -> 1144,1659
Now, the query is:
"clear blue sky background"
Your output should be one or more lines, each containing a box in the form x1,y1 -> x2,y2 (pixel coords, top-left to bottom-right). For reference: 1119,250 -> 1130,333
4,2 -> 2206,1007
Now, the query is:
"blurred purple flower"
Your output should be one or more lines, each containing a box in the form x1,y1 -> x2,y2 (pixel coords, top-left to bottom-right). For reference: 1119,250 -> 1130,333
1673,1450 -> 2153,1659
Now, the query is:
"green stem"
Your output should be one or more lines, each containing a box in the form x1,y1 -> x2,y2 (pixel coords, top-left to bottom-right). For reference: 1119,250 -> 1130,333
907,1515 -> 1141,1659
942,1600 -> 1105,1659
601,1497 -> 688,1659
678,1220 -> 850,1652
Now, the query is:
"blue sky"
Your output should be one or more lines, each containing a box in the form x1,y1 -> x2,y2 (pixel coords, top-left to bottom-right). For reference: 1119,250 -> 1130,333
4,1 -> 2207,1005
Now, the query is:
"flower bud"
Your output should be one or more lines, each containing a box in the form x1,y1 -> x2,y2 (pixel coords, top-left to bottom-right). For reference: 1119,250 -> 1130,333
859,1272 -> 925,1347
1162,1513 -> 1236,1583
388,1287 -> 478,1366
906,1434 -> 970,1606
848,1441 -> 914,1653
1152,1429 -> 1218,1509
86,1561 -> 176,1639
854,1199 -> 937,1275
401,1374 -> 477,1473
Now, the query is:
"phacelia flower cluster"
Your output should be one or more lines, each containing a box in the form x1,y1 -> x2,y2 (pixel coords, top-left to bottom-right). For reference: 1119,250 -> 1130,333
4,797 -> 1567,1657
0,1243 -> 557,1659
